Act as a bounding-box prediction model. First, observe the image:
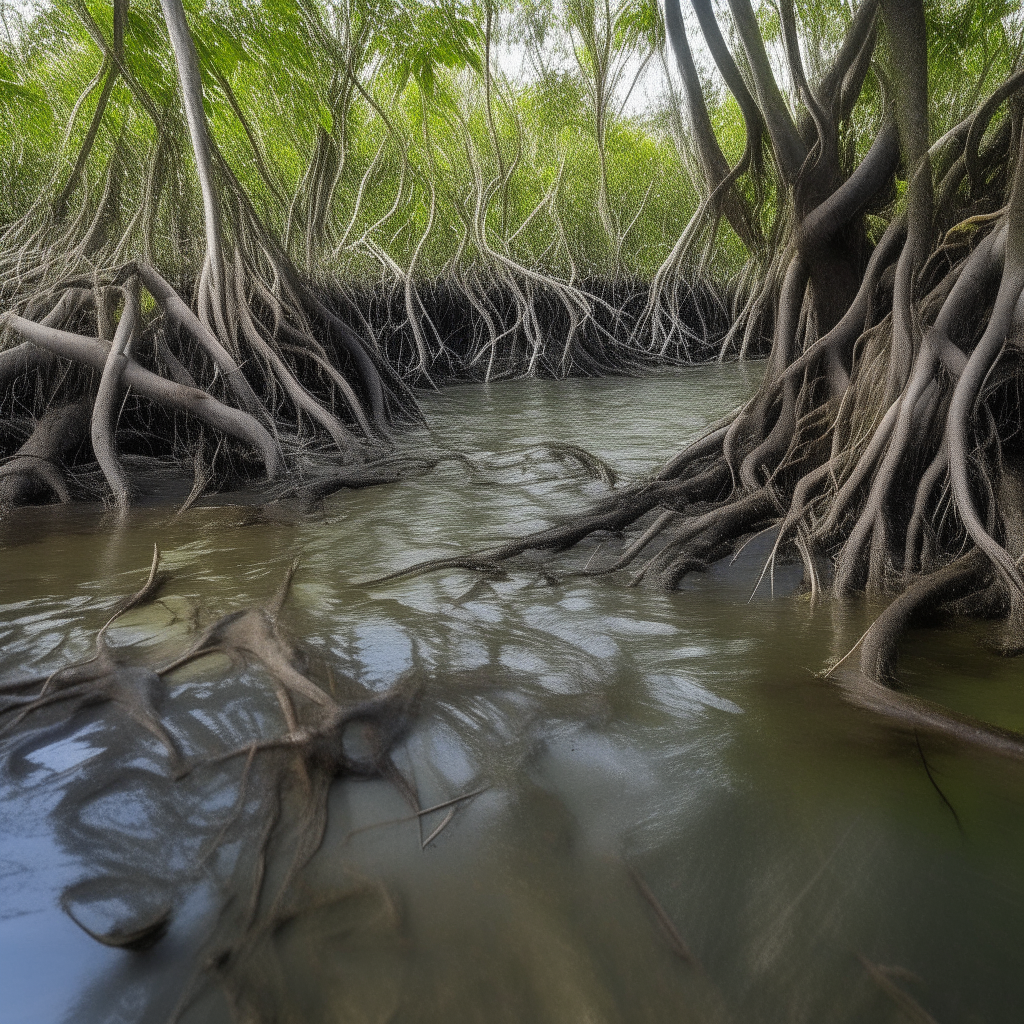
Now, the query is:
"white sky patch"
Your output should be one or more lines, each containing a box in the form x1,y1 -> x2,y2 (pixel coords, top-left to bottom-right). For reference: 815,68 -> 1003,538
23,721 -> 106,774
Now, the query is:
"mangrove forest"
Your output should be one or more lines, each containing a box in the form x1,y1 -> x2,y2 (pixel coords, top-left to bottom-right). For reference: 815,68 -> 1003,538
2,0 -> 1024,1020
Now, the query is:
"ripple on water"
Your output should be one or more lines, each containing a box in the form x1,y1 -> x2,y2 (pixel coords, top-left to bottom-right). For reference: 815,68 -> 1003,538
2,366 -> 1024,1024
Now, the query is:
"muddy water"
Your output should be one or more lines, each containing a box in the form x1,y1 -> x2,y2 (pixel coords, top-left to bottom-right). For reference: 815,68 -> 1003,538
2,365 -> 1024,1024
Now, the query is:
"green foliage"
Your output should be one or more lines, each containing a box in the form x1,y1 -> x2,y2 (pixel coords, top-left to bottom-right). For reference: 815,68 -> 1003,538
924,0 -> 1020,133
0,0 -> 1020,291
0,0 -> 705,285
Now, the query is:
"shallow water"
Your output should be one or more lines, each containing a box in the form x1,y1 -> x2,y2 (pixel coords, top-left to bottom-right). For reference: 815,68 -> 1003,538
1,364 -> 1023,1024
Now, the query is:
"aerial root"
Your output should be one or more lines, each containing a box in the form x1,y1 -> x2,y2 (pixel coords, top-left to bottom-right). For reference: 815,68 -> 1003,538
0,235 -> 722,512
173,441 -> 218,517
854,550 -> 989,686
1,250 -> 434,508
4,308 -> 285,481
90,274 -> 140,510
98,543 -> 168,642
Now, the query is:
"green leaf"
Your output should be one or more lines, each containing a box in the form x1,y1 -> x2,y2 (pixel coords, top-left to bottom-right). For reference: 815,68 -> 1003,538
0,78 -> 43,102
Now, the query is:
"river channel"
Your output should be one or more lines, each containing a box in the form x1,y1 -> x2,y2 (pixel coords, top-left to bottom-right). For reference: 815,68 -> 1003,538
1,364 -> 1023,1023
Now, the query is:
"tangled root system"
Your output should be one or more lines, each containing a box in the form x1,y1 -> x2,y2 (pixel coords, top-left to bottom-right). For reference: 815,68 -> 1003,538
0,548 -> 438,985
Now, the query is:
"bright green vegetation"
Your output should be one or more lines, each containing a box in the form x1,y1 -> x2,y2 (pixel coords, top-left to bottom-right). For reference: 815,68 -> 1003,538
0,0 -> 698,285
3,0 -> 1013,291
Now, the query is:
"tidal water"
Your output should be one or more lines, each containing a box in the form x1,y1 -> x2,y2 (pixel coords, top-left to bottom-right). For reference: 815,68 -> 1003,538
1,364 -> 1023,1024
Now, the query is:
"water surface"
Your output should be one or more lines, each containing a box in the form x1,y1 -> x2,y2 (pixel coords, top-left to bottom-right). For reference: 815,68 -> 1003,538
2,364 -> 1023,1024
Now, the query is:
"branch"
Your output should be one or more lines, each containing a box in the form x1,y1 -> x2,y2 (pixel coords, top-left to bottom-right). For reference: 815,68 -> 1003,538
724,0 -> 807,180
52,59 -> 118,220
816,0 -> 879,116
664,0 -> 759,249
779,0 -> 829,148
689,0 -> 768,179
66,0 -> 163,129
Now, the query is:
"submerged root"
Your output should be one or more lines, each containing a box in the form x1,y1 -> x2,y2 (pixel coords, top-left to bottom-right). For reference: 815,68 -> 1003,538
627,864 -> 698,967
187,668 -> 421,788
833,666 -> 1024,760
858,954 -> 940,1024
488,441 -> 619,487
0,545 -> 179,763
166,662 -> 423,1011
266,452 -> 471,503
158,560 -> 335,734
0,546 -> 432,979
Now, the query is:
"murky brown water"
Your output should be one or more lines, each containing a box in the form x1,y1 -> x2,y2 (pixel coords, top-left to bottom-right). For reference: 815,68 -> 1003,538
2,365 -> 1024,1024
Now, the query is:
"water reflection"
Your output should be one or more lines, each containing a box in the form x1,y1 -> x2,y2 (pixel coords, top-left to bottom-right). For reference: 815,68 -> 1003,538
1,366 -> 1023,1023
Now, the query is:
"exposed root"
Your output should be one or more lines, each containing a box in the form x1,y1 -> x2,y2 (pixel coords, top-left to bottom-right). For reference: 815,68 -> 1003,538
266,454 -> 462,503
0,402 -> 89,507
351,20 -> 1024,758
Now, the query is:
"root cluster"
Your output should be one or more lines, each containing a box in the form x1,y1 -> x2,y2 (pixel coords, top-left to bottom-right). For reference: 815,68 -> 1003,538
366,0 -> 1024,759
0,549 -> 443,978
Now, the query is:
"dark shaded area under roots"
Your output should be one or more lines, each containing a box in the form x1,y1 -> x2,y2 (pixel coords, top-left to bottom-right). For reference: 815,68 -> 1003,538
0,273 -> 733,507
318,275 -> 735,383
